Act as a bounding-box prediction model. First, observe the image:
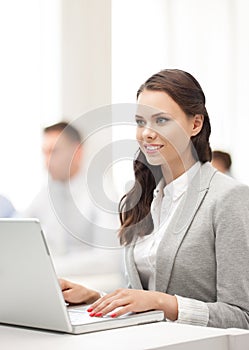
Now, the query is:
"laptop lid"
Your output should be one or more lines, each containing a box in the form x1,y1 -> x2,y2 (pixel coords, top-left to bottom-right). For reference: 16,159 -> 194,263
0,219 -> 164,334
0,218 -> 73,333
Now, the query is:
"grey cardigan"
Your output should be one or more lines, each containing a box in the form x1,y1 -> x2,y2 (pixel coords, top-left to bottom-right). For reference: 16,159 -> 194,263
125,162 -> 249,329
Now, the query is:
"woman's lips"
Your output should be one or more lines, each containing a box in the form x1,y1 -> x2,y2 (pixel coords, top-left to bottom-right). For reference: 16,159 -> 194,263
144,144 -> 164,154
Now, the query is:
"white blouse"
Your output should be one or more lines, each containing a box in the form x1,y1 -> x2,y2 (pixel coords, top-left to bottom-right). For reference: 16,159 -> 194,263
134,161 -> 201,290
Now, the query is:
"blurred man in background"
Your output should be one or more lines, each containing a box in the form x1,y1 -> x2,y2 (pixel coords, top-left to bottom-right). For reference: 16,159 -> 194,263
23,122 -> 123,290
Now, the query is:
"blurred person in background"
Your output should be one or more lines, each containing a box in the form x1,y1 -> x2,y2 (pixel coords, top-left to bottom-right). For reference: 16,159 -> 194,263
0,194 -> 16,217
23,122 -> 123,288
211,150 -> 232,175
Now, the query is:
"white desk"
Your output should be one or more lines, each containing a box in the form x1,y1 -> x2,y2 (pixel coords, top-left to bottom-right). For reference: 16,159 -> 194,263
1,322 -> 249,350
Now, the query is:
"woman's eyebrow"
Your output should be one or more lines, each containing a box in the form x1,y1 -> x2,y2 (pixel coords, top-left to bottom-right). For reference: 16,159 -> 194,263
135,112 -> 168,119
135,114 -> 144,119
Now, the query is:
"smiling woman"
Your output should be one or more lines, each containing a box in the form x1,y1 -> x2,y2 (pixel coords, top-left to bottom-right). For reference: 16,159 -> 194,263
60,69 -> 249,329
117,70 -> 212,246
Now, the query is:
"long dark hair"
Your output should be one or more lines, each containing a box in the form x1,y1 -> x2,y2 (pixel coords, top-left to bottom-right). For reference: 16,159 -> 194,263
118,69 -> 212,245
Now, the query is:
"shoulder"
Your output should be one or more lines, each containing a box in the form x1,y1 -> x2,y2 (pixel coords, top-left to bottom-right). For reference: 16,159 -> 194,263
195,163 -> 249,217
200,162 -> 249,198
196,165 -> 249,235
200,166 -> 249,220
210,172 -> 249,200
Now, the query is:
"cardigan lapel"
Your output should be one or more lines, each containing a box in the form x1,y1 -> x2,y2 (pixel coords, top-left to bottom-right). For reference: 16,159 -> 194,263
125,163 -> 217,292
125,241 -> 143,289
155,162 -> 217,292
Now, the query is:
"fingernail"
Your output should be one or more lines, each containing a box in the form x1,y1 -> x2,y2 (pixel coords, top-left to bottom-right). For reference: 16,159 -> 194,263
95,312 -> 102,317
110,313 -> 117,318
87,307 -> 93,312
89,312 -> 96,317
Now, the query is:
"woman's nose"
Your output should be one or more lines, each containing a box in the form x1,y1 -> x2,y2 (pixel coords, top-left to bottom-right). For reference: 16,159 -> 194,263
142,126 -> 157,140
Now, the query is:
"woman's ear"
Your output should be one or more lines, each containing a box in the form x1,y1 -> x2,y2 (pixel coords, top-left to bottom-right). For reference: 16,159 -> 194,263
191,114 -> 204,136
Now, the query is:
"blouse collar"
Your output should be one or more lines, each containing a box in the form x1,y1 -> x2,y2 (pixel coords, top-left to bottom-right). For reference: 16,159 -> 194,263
153,161 -> 201,202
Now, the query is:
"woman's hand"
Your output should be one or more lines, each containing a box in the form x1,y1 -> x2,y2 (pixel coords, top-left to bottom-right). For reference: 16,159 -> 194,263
59,279 -> 100,305
87,288 -> 178,320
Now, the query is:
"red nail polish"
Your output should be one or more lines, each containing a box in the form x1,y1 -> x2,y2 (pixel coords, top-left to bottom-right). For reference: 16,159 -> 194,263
89,312 -> 95,317
95,312 -> 102,317
87,307 -> 93,312
110,313 -> 117,318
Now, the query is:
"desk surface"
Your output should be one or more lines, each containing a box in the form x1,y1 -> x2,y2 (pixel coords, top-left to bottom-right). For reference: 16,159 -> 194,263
1,322 -> 249,350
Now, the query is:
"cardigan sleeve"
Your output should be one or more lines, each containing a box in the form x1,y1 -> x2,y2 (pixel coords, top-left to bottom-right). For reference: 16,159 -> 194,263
175,295 -> 209,326
206,183 -> 249,328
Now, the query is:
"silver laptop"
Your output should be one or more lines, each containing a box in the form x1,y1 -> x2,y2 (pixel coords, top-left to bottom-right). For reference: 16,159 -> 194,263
0,219 -> 164,334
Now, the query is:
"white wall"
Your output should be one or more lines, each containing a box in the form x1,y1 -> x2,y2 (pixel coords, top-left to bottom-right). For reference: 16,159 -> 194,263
61,0 -> 111,117
0,0 -> 45,210
60,0 -> 115,213
112,0 -> 168,104
0,0 -> 112,211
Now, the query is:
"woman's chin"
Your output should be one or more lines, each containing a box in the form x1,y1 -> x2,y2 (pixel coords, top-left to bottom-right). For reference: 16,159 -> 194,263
145,154 -> 164,166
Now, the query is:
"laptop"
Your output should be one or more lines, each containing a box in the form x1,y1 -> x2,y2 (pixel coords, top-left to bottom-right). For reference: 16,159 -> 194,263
0,219 -> 164,334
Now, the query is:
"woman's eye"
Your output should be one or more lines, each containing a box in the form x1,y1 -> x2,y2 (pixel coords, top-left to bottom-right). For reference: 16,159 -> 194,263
135,119 -> 146,127
156,117 -> 169,125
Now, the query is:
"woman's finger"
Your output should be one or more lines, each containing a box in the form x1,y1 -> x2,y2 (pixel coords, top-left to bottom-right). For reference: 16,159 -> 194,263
89,288 -> 125,310
89,294 -> 124,315
93,297 -> 130,317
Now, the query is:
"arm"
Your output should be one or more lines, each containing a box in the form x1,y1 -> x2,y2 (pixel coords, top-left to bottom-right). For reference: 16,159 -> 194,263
174,183 -> 249,328
207,184 -> 249,328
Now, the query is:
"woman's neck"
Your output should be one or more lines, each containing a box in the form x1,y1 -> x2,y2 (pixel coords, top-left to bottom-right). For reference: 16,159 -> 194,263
161,155 -> 197,184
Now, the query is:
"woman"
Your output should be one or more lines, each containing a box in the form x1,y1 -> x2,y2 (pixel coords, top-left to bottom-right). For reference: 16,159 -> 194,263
60,69 -> 249,328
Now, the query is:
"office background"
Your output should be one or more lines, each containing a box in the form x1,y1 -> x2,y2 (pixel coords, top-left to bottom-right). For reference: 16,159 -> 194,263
0,0 -> 248,211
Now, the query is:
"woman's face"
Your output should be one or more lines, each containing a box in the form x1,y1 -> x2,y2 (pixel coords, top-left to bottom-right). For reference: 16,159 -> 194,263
136,89 -> 202,170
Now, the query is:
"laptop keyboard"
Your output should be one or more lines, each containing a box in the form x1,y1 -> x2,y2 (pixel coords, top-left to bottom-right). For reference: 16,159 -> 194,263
68,308 -> 112,325
68,305 -> 131,326
69,311 -> 91,325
